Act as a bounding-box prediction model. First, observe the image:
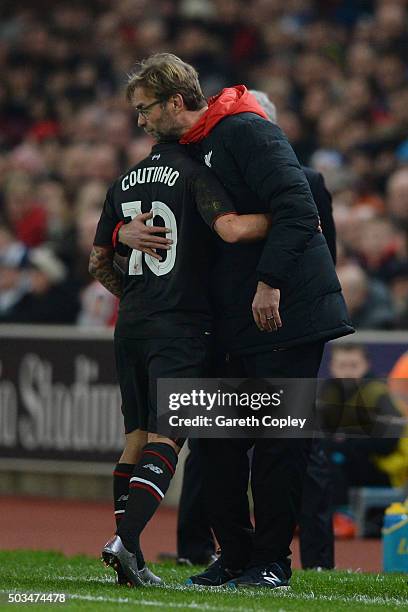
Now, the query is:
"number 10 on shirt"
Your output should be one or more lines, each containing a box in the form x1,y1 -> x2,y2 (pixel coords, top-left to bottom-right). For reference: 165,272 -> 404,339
121,201 -> 178,277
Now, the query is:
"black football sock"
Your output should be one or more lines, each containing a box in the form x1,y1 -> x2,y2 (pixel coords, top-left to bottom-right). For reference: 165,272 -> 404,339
113,462 -> 145,567
117,442 -> 178,554
113,463 -> 134,528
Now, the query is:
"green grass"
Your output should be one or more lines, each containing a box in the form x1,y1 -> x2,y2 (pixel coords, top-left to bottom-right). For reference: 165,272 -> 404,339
0,550 -> 407,611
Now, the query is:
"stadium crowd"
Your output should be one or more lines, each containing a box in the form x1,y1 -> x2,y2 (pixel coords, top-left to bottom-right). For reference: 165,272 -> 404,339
0,0 -> 407,327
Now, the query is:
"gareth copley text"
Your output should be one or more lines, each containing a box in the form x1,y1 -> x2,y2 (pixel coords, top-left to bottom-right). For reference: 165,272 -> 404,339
168,414 -> 307,429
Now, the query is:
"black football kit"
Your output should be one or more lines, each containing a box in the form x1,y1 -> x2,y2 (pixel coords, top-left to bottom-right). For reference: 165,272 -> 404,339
93,142 -> 235,433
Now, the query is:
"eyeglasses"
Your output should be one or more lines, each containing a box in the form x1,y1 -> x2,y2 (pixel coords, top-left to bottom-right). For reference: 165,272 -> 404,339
136,99 -> 164,119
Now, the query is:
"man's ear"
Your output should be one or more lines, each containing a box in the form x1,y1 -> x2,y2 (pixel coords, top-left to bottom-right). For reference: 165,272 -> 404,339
170,93 -> 184,111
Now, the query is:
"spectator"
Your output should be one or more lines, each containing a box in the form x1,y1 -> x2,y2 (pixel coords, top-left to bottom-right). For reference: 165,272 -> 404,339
337,263 -> 396,329
77,280 -> 118,327
0,224 -> 29,317
3,172 -> 48,247
386,168 -> 408,230
356,217 -> 405,282
320,343 -> 406,536
387,261 -> 408,328
0,247 -> 79,324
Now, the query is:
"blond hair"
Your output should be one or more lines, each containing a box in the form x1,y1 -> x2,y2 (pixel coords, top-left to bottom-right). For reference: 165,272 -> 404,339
126,53 -> 206,110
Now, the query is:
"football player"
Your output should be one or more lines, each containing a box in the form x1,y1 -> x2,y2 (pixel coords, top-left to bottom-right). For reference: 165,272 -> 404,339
90,138 -> 271,587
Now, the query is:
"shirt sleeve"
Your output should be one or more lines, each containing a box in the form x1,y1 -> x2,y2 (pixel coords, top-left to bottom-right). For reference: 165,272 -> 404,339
190,165 -> 237,228
226,117 -> 319,288
93,185 -> 120,246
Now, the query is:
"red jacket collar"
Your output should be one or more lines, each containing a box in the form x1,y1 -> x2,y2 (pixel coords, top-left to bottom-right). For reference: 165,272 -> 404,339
179,85 -> 268,144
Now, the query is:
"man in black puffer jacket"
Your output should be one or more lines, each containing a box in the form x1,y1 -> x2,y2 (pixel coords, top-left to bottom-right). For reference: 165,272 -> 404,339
117,53 -> 354,589
175,91 -> 337,572
250,90 -> 336,570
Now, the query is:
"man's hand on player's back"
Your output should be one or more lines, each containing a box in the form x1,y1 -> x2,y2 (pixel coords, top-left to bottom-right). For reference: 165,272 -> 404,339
119,209 -> 273,260
119,211 -> 173,261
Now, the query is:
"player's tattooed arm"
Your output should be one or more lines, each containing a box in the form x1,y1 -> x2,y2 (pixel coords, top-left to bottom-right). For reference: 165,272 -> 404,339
89,245 -> 123,298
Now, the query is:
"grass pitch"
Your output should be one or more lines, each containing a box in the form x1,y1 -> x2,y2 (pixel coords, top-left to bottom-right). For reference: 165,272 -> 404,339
0,550 -> 407,611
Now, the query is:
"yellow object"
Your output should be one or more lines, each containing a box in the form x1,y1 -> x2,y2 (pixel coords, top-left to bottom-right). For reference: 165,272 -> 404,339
398,538 -> 408,554
385,502 -> 407,515
375,436 -> 408,487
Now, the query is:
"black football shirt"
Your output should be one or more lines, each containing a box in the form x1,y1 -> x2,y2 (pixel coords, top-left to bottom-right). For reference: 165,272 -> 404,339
93,142 -> 235,338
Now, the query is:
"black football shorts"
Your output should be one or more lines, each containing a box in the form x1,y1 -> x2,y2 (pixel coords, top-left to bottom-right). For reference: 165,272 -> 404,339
114,335 -> 212,434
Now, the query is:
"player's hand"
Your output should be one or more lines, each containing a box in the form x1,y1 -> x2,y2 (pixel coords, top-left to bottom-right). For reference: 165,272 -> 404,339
119,211 -> 173,261
252,282 -> 282,332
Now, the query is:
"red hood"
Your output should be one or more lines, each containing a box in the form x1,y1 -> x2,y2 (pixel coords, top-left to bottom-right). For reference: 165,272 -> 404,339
179,85 -> 268,144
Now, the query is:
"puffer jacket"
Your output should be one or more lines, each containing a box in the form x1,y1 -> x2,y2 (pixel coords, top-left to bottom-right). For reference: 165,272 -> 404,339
181,86 -> 354,353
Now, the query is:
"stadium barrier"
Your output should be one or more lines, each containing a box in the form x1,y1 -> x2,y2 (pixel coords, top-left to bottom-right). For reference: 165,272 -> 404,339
0,326 -> 407,504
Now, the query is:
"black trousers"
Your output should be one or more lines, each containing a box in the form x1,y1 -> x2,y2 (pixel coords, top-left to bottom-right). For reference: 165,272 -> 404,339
299,438 -> 334,569
178,437 -> 334,569
177,438 -> 216,563
195,342 -> 325,571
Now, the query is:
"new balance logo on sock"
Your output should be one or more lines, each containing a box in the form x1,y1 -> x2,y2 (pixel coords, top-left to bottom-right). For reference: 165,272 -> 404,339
262,571 -> 280,585
143,463 -> 163,474
117,494 -> 129,502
